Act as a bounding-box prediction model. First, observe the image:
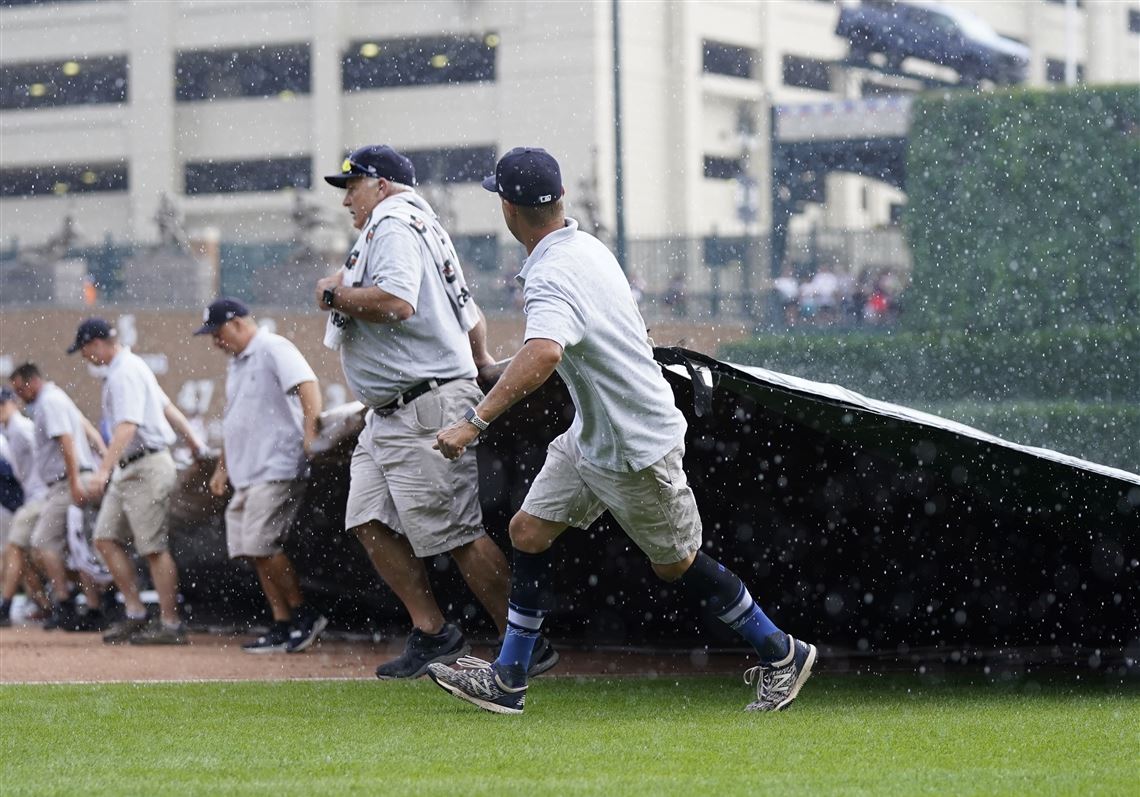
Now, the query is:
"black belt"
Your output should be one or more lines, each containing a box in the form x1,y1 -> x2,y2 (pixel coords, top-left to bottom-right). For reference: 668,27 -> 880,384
118,447 -> 163,469
371,377 -> 465,416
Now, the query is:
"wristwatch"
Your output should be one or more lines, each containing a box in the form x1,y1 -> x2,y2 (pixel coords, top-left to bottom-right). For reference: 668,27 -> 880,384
463,406 -> 490,432
322,286 -> 337,309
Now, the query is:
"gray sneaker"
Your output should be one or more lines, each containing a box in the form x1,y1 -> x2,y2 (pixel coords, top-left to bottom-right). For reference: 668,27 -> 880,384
129,620 -> 188,646
375,623 -> 470,679
102,615 -> 149,645
743,636 -> 817,712
427,657 -> 527,715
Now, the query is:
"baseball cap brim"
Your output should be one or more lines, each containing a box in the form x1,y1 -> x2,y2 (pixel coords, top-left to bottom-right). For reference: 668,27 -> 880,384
481,175 -> 498,194
193,322 -> 219,336
324,174 -> 352,188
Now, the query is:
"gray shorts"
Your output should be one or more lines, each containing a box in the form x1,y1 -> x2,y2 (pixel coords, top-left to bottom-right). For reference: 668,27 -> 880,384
32,475 -> 99,556
521,432 -> 703,565
2,497 -> 43,549
226,480 -> 305,559
344,379 -> 485,558
93,450 -> 177,556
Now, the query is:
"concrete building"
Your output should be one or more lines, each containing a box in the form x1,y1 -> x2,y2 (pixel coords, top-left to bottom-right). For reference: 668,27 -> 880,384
2,0 -> 1138,299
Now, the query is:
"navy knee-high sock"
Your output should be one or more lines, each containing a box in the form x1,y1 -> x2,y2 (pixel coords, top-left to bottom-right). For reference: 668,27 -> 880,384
678,552 -> 789,662
495,548 -> 553,683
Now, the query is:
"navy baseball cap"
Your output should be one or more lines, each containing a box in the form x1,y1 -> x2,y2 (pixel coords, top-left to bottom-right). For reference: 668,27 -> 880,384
67,318 -> 115,354
482,147 -> 564,206
194,298 -> 250,335
324,145 -> 416,188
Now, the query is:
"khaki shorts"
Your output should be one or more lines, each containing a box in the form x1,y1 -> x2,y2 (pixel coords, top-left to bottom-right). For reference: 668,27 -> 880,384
32,475 -> 99,556
93,450 -> 177,556
521,432 -> 703,565
226,479 -> 305,559
4,497 -> 44,549
344,379 -> 485,558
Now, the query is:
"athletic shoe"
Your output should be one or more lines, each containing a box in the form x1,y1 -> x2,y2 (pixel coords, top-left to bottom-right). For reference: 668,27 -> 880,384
61,608 -> 108,633
426,656 -> 527,715
0,599 -> 10,628
129,620 -> 188,646
47,599 -> 78,633
102,615 -> 150,644
284,607 -> 328,654
743,636 -> 817,712
375,622 -> 470,679
243,622 -> 291,654
492,634 -> 561,677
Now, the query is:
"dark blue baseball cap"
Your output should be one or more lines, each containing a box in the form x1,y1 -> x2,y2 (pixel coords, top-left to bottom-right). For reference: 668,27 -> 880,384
324,144 -> 416,188
194,297 -> 250,335
482,147 -> 564,206
67,317 -> 115,354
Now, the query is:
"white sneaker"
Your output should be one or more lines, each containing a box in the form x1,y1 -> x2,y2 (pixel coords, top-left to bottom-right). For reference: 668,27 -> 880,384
743,636 -> 817,712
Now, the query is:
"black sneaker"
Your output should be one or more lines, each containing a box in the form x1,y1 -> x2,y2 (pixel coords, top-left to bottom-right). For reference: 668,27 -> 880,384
375,622 -> 471,679
0,599 -> 10,628
244,622 -> 291,654
102,615 -> 150,644
285,607 -> 328,654
493,634 -> 561,677
62,608 -> 108,633
743,636 -> 817,712
45,599 -> 77,632
427,657 -> 527,715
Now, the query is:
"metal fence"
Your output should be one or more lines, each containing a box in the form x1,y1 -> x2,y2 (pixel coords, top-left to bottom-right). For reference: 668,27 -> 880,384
0,227 -> 911,328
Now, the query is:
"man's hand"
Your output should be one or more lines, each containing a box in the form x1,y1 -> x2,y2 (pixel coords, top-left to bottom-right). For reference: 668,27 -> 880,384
69,480 -> 89,507
434,419 -> 481,461
316,275 -> 341,311
208,466 -> 229,498
85,467 -> 112,502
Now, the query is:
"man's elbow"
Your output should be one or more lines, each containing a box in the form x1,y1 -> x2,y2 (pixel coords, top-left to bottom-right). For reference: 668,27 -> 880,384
391,300 -> 415,321
535,341 -> 563,370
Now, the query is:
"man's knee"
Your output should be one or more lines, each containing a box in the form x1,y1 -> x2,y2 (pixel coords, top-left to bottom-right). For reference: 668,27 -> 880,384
650,551 -> 698,583
508,512 -> 557,553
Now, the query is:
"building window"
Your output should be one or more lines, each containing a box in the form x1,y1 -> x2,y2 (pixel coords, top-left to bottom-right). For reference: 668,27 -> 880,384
703,155 -> 742,180
343,34 -> 498,91
175,44 -> 310,101
783,54 -> 832,91
184,157 -> 311,194
0,162 -> 128,197
403,146 -> 496,184
0,56 -> 127,110
702,40 -> 756,79
1129,9 -> 1140,34
1045,58 -> 1085,83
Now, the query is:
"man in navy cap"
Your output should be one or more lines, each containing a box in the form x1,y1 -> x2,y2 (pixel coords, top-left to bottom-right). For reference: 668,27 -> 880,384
428,147 -> 817,715
70,318 -> 208,644
316,145 -> 558,678
196,298 -> 328,653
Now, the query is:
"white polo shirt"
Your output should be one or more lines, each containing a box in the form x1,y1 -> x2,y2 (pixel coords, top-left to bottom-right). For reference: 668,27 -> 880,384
222,328 -> 317,489
339,194 -> 477,408
1,410 -> 46,502
29,382 -> 96,487
102,348 -> 176,458
518,217 -> 687,472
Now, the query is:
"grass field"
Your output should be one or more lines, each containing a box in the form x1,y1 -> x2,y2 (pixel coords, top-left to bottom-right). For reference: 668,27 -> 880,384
2,673 -> 1137,796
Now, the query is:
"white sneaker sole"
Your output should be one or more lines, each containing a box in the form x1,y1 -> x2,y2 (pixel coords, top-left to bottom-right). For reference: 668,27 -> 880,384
428,669 -> 524,715
242,643 -> 289,654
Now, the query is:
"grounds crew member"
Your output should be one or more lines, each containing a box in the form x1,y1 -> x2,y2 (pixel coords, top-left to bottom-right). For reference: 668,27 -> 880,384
6,364 -> 107,629
317,144 -> 557,679
428,147 -> 816,714
198,298 -> 328,653
70,318 -> 207,645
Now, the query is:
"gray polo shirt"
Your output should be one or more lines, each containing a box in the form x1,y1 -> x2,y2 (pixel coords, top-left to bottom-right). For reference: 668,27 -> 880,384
29,382 -> 96,487
2,410 -> 46,501
222,329 -> 317,489
339,194 -> 477,408
519,217 -> 687,472
102,348 -> 176,458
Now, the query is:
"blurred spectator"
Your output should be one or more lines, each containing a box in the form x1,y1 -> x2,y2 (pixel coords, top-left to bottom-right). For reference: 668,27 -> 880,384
800,264 -> 840,325
663,272 -> 687,318
773,265 -> 800,327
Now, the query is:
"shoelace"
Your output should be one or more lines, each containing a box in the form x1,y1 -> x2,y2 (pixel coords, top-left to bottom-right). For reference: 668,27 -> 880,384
456,655 -> 493,669
743,664 -> 789,703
